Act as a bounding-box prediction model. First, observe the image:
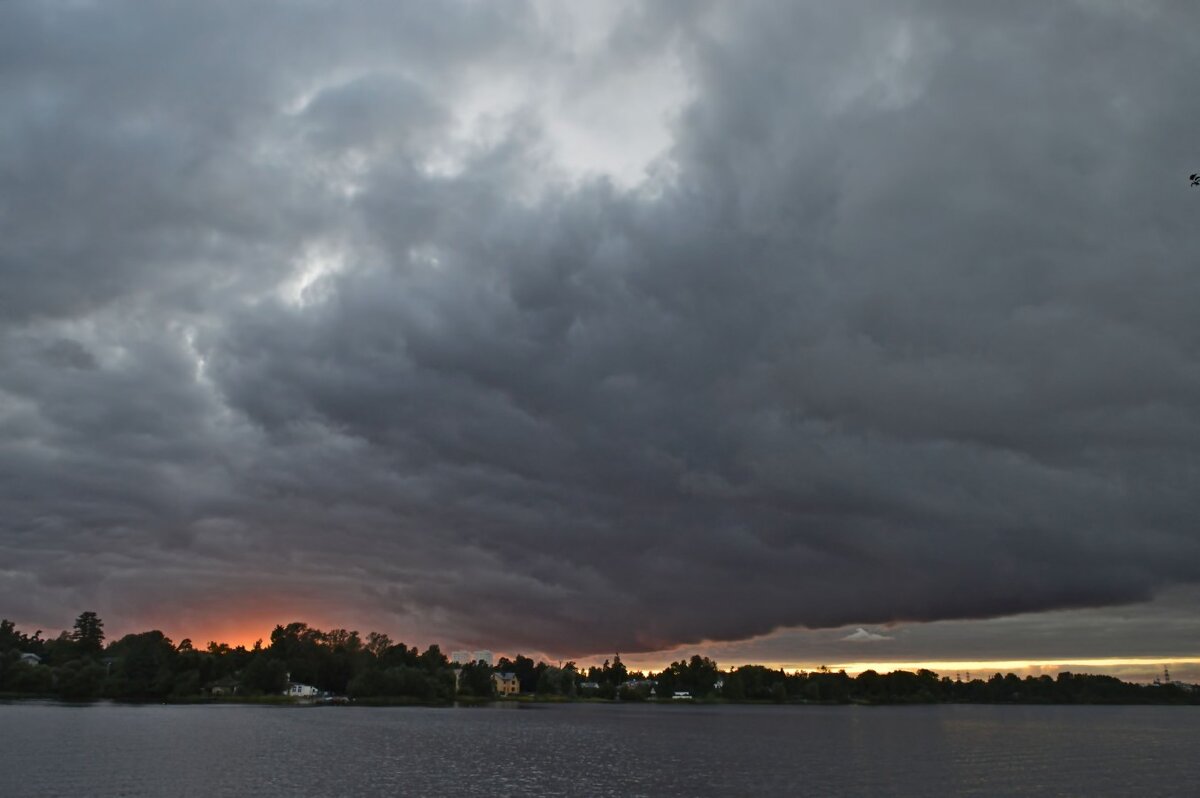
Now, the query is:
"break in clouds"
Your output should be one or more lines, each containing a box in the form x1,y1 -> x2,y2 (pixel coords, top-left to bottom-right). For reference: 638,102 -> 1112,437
2,1 -> 1199,657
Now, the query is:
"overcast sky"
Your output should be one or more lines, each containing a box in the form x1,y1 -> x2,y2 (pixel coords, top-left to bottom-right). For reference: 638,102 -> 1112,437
2,1 -> 1199,675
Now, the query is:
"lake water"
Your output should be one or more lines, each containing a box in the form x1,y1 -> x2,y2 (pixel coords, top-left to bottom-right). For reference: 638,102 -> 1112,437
1,701 -> 1196,796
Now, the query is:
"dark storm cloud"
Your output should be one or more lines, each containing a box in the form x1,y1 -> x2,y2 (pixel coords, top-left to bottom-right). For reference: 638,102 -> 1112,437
674,585 -> 1200,668
2,1 -> 1199,656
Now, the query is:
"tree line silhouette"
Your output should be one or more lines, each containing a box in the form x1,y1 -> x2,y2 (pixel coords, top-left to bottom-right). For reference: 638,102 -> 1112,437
2,613 -> 1196,705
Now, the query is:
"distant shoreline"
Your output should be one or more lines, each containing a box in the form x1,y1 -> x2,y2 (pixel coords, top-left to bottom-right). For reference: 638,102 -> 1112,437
6,616 -> 1197,708
4,693 -> 1198,708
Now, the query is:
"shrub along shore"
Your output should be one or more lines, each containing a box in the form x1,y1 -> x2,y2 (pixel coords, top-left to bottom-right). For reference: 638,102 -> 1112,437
3,614 -> 1196,705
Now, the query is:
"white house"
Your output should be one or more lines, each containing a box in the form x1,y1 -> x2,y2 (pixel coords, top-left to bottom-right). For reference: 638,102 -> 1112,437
287,682 -> 319,698
18,652 -> 41,666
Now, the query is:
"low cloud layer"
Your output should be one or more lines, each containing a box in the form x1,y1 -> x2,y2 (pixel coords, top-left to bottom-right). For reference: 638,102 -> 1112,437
843,629 -> 893,644
2,1 -> 1199,657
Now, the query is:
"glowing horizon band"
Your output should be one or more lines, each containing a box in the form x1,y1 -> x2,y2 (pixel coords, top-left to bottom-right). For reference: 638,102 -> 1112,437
615,656 -> 1200,675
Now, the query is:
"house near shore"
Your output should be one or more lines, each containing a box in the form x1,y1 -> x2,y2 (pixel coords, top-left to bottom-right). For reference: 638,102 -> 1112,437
493,672 -> 520,696
207,677 -> 240,696
287,682 -> 320,698
18,652 -> 42,666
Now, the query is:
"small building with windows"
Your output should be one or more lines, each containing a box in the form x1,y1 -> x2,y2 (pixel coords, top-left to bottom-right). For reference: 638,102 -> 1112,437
493,672 -> 520,696
287,682 -> 319,698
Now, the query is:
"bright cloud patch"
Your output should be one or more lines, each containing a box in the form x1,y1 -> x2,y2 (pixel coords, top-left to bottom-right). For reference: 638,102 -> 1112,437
842,629 -> 895,644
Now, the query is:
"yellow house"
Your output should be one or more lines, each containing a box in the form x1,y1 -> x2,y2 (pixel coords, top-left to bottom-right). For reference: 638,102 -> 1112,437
493,672 -> 520,696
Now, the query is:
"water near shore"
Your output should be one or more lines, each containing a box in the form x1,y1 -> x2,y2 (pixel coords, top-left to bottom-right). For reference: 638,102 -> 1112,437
1,701 -> 1195,796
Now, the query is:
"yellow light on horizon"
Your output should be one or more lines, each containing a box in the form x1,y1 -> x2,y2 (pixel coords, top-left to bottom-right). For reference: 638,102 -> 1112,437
615,655 -> 1200,677
812,656 -> 1200,674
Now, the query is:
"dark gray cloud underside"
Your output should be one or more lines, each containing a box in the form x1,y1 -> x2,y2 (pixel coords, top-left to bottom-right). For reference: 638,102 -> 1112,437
2,1 -> 1199,655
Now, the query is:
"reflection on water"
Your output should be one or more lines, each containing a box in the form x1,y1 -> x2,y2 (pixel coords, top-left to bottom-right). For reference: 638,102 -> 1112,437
0,702 -> 1195,797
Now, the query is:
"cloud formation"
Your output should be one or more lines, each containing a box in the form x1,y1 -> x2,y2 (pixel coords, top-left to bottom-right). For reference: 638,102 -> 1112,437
2,1 -> 1200,657
842,628 -> 894,644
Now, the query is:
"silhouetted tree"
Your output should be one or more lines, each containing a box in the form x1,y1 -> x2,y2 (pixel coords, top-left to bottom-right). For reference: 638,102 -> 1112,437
71,612 -> 104,657
457,661 -> 495,697
106,630 -> 177,698
242,656 -> 288,694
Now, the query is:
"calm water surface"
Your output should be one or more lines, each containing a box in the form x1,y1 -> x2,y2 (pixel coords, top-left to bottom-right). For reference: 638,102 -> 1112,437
1,701 -> 1196,796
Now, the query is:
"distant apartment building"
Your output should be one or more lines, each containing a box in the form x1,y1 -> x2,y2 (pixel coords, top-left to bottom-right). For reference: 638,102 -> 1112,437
450,649 -> 493,666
